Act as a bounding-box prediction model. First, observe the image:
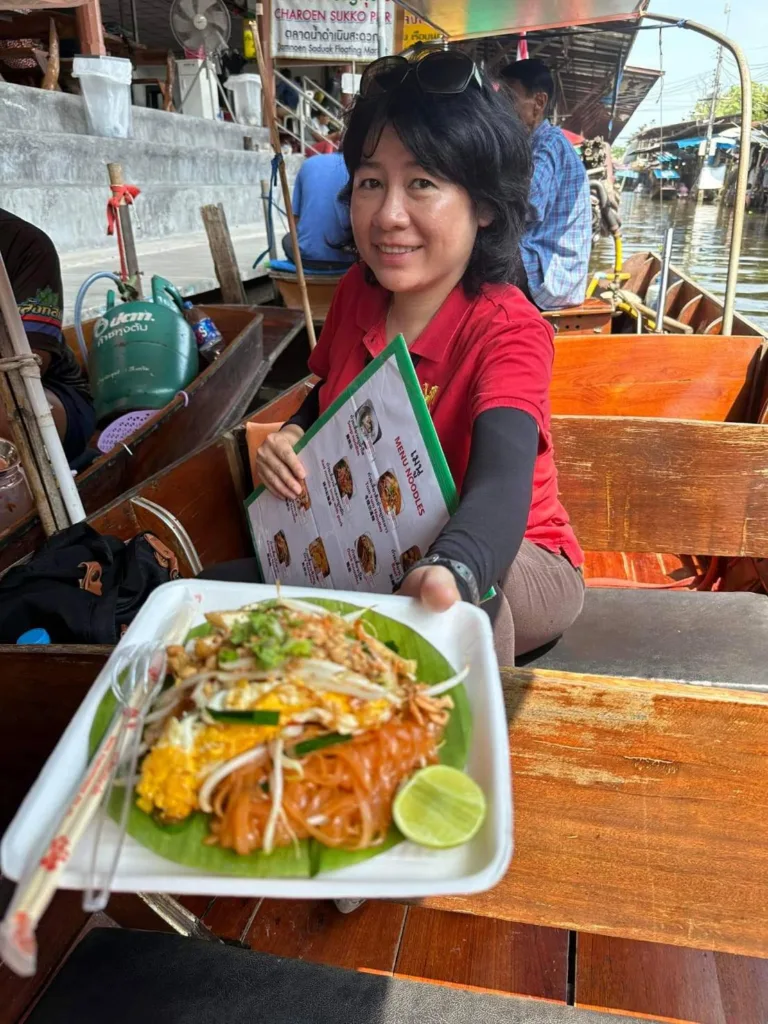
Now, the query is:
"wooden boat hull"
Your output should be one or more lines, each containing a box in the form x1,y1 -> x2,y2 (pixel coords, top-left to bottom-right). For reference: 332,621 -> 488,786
5,387 -> 768,958
544,252 -> 766,339
0,306 -> 304,574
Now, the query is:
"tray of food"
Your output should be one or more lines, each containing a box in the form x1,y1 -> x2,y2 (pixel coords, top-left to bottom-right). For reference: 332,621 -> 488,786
1,581 -> 512,899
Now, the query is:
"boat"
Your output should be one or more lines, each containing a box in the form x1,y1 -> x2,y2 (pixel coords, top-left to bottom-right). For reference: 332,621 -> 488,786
2,3 -> 765,1019
4,367 -> 768,979
0,305 -> 305,573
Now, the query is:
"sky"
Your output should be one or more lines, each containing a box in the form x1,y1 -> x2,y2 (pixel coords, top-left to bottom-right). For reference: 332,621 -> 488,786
614,0 -> 768,144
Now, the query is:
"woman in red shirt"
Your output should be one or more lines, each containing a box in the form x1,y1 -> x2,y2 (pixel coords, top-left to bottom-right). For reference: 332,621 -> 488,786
255,51 -> 584,665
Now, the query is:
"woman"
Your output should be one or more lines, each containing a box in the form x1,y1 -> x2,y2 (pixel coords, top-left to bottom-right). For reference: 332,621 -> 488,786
255,50 -> 584,665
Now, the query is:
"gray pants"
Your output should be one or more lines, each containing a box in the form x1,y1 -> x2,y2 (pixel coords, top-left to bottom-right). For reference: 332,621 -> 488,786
492,540 -> 585,667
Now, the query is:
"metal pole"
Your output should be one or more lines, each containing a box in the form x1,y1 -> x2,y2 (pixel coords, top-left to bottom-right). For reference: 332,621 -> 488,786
377,0 -> 387,57
655,227 -> 674,333
642,12 -> 751,336
129,0 -> 140,44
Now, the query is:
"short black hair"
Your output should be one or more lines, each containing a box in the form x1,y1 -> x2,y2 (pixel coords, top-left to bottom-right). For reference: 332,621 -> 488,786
338,72 -> 531,296
500,58 -> 555,103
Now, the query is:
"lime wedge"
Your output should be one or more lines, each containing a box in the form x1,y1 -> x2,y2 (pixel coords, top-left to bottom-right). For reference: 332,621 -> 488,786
392,765 -> 486,849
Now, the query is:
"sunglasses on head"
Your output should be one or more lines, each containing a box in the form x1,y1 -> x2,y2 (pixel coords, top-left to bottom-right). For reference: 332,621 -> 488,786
360,50 -> 483,99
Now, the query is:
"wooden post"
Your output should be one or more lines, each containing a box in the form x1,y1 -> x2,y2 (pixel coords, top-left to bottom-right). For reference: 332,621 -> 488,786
107,163 -> 143,298
42,18 -> 60,92
200,204 -> 248,305
163,50 -> 175,113
75,0 -> 106,56
250,19 -> 317,349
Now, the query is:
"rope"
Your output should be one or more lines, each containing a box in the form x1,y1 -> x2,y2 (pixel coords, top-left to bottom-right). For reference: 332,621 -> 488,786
0,353 -> 41,377
253,153 -> 287,269
106,183 -> 141,281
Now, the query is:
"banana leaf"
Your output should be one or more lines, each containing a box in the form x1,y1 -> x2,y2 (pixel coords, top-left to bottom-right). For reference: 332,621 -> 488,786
89,599 -> 472,878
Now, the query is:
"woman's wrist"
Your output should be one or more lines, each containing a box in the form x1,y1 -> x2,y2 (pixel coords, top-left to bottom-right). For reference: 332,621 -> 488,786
403,555 -> 479,605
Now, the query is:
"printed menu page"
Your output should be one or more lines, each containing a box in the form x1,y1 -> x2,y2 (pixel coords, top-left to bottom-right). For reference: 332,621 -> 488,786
246,336 -> 457,593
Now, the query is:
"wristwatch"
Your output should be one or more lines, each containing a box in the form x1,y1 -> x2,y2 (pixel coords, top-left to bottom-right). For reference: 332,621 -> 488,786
404,554 -> 481,606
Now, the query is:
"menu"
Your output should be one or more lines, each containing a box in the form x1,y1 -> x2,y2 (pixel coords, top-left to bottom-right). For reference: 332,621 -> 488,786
245,336 -> 458,593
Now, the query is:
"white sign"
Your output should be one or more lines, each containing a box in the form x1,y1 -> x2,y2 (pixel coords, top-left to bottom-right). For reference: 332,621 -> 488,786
272,0 -> 395,62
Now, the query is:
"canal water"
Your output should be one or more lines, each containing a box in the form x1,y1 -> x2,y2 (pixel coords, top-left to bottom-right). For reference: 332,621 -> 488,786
591,194 -> 768,333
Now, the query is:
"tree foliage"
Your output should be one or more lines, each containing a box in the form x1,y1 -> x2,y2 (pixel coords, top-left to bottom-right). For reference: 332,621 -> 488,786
692,83 -> 768,122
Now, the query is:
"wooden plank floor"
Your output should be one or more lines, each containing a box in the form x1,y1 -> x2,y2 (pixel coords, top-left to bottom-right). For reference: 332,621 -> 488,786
3,894 -> 768,1021
576,934 -> 768,1024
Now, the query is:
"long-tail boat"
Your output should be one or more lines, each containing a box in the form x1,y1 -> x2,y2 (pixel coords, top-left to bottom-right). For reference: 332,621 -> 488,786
2,3 -> 766,1022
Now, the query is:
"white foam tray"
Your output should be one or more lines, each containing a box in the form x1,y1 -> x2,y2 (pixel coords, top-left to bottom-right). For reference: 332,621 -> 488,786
1,580 -> 513,899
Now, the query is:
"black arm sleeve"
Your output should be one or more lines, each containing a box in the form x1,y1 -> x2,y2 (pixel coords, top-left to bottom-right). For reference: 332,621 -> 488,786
427,407 -> 538,600
285,381 -> 322,432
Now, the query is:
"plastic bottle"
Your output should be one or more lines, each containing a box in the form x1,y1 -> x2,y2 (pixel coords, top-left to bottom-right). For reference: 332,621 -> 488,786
0,439 -> 34,532
183,301 -> 225,362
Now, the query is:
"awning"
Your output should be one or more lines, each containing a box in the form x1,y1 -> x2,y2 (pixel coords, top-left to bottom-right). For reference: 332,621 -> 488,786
562,128 -> 585,145
615,168 -> 639,178
652,168 -> 681,180
396,1 -> 647,40
674,136 -> 735,150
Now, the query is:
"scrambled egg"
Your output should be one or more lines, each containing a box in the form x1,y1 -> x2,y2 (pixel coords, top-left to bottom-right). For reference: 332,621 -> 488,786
136,680 -> 395,821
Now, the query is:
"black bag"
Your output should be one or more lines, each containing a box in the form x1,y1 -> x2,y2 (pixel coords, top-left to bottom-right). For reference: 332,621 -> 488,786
0,522 -> 180,645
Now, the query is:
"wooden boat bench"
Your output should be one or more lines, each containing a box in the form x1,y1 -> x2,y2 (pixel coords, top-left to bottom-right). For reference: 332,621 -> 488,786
26,928 -> 662,1024
419,414 -> 768,955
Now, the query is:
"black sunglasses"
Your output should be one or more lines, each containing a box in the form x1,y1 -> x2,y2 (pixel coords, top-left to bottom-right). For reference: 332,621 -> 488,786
360,50 -> 483,99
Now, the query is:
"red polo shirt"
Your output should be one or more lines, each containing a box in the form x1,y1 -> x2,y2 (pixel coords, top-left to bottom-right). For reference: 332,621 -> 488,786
308,263 -> 583,568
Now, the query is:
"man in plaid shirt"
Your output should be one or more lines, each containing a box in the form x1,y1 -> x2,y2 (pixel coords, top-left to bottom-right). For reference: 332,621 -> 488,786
501,59 -> 592,310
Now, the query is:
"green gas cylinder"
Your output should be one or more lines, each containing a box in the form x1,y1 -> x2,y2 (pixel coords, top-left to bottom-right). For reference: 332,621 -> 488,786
88,275 -> 198,425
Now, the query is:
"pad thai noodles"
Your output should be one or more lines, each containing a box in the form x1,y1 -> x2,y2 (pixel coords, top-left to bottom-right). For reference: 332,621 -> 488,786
135,599 -> 467,856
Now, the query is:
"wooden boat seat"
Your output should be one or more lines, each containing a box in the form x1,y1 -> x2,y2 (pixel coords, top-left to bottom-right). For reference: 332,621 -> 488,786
520,588 -> 768,688
27,928 -> 660,1024
541,298 -> 612,335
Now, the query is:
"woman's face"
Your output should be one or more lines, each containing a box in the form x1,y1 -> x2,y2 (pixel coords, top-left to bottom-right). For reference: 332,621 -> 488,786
350,124 -> 487,297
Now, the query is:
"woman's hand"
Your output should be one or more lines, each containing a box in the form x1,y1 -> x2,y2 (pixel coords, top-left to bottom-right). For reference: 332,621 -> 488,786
255,424 -> 307,499
398,565 -> 461,612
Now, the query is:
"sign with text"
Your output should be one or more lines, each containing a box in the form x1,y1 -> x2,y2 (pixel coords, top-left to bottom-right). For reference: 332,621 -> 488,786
272,0 -> 395,62
401,11 -> 442,50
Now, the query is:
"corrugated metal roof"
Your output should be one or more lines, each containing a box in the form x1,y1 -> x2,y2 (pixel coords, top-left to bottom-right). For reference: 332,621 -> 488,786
462,22 -> 661,142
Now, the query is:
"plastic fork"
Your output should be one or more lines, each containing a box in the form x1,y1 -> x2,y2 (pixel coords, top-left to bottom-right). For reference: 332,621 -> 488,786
82,642 -> 168,912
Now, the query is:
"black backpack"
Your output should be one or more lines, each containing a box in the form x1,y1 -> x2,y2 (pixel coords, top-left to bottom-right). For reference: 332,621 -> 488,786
0,522 -> 179,645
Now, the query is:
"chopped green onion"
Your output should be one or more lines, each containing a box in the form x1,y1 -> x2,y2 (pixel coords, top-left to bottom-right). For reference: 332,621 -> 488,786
218,647 -> 239,664
384,640 -> 400,655
207,708 -> 280,725
284,638 -> 313,658
293,733 -> 352,756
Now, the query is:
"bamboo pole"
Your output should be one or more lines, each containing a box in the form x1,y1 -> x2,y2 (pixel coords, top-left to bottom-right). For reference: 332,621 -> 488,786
0,253 -> 85,528
249,17 -> 317,349
0,351 -> 57,537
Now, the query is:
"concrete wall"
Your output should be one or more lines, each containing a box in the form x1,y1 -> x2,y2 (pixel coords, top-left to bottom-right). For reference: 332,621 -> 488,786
0,82 -> 301,254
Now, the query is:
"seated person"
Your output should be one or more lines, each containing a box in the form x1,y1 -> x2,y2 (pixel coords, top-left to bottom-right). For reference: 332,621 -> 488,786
0,208 -> 95,463
257,50 -> 585,666
282,152 -> 355,271
500,59 -> 592,310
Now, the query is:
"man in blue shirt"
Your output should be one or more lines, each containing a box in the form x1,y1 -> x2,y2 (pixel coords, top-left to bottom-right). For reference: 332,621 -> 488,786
500,59 -> 592,310
282,152 -> 355,271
